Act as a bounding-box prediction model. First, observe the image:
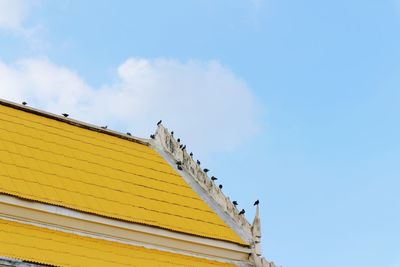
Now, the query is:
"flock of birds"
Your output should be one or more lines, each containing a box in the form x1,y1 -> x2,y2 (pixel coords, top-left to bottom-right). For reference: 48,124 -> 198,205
20,101 -> 259,217
154,119 -> 260,217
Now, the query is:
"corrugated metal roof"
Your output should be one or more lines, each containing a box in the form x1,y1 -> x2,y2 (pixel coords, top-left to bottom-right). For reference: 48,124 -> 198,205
0,218 -> 237,267
0,103 -> 245,245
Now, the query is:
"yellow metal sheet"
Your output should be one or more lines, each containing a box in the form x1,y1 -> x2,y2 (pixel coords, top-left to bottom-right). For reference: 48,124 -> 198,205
0,104 -> 245,244
0,218 -> 236,267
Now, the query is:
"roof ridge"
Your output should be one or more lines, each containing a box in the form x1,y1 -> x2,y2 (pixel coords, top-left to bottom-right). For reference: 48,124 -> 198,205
0,98 -> 149,146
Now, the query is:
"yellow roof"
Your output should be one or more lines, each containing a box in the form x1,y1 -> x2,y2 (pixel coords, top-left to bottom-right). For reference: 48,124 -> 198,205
0,218 -> 236,267
0,103 -> 245,245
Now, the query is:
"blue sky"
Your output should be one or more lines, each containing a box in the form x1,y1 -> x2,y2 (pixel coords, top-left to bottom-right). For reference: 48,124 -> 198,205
0,1 -> 399,266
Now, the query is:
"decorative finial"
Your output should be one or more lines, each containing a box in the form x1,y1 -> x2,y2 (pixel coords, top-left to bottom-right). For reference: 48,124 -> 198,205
252,203 -> 262,256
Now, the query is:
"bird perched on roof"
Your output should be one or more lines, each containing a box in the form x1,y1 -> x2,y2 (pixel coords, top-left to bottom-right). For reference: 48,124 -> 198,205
171,131 -> 174,136
254,199 -> 260,206
22,101 -> 27,106
218,184 -> 223,189
157,120 -> 162,126
203,168 -> 209,173
101,126 -> 108,129
239,209 -> 245,215
196,160 -> 201,165
177,138 -> 181,143
232,201 -> 238,206
181,145 -> 186,150
126,132 -> 131,136
190,152 -> 193,157
150,134 -> 155,139
62,113 -> 69,118
211,176 -> 217,181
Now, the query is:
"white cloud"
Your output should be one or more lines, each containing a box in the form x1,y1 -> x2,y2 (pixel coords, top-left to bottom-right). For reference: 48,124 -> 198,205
0,0 -> 35,31
0,58 -> 261,156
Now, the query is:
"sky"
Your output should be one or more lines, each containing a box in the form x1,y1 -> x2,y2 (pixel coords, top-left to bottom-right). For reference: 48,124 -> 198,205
0,1 -> 399,266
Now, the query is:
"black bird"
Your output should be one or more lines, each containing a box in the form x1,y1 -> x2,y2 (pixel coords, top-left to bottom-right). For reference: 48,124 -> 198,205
177,165 -> 183,170
181,145 -> 186,150
22,101 -> 27,106
190,152 -> 193,157
211,176 -> 217,181
157,120 -> 162,126
179,144 -> 183,149
171,131 -> 174,136
253,199 -> 260,206
126,132 -> 132,136
196,160 -> 201,165
203,168 -> 209,173
101,126 -> 108,129
239,209 -> 245,215
177,138 -> 181,143
218,184 -> 223,189
62,113 -> 69,118
150,134 -> 155,139
232,201 -> 238,206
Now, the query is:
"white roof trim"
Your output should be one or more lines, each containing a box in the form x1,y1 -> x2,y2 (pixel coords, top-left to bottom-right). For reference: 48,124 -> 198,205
0,194 -> 251,264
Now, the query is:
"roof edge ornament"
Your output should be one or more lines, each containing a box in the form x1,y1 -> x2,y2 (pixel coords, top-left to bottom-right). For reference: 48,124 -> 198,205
248,203 -> 276,267
152,124 -> 253,238
252,204 -> 262,256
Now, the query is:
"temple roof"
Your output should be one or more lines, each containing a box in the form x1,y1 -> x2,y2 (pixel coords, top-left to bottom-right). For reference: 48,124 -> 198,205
0,102 -> 245,245
0,218 -> 236,267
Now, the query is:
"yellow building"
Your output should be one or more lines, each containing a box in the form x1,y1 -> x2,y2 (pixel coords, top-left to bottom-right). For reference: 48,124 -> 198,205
0,99 -> 275,267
